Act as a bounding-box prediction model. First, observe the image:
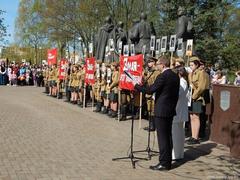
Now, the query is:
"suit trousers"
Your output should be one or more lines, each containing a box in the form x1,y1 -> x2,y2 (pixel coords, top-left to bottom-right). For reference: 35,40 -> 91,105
155,116 -> 173,167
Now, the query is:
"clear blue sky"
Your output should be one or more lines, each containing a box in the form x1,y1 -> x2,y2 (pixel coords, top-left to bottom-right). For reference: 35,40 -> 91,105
0,0 -> 19,44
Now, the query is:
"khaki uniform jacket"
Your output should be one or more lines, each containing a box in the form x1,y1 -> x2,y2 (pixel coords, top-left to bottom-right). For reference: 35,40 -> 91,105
53,68 -> 59,82
43,69 -> 47,80
70,72 -> 80,87
109,70 -> 119,94
79,69 -> 85,88
144,69 -> 161,98
95,79 -> 102,101
100,79 -> 107,92
48,69 -> 54,81
189,69 -> 207,102
201,69 -> 210,90
48,67 -> 58,81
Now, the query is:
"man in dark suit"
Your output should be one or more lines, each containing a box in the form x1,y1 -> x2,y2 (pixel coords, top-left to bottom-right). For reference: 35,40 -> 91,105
134,56 -> 180,171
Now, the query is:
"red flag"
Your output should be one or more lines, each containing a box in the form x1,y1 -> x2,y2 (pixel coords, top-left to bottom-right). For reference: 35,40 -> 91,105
119,54 -> 143,91
85,57 -> 96,85
59,59 -> 67,80
47,48 -> 57,65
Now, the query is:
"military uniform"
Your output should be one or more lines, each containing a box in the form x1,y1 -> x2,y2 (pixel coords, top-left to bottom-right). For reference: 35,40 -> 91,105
65,66 -> 71,102
48,68 -> 54,87
57,68 -> 64,99
145,68 -> 160,115
199,67 -> 210,138
70,70 -> 80,92
143,67 -> 160,130
101,65 -> 112,114
49,67 -> 58,87
76,67 -> 85,106
100,71 -> 108,114
79,67 -> 85,90
188,68 -> 206,114
107,69 -> 119,118
43,68 -> 49,94
93,77 -> 103,112
109,70 -> 119,102
53,67 -> 58,86
118,89 -> 130,121
142,54 -> 160,129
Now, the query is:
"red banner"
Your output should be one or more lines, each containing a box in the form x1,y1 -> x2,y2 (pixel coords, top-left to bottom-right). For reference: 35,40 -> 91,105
47,48 -> 57,65
59,59 -> 67,80
119,54 -> 143,91
85,57 -> 96,85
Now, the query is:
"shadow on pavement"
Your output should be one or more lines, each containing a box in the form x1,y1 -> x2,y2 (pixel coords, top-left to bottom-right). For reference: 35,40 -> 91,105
172,142 -> 217,169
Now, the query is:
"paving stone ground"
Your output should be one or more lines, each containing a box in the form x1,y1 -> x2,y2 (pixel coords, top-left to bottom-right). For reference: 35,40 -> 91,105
0,86 -> 239,180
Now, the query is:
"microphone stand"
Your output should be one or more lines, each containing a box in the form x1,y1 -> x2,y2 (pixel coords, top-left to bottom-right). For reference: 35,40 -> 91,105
134,97 -> 159,160
112,91 -> 148,169
133,70 -> 159,159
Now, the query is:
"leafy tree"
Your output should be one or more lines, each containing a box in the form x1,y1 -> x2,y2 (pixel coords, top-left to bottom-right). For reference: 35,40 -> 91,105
14,0 -> 239,70
15,0 -> 46,64
0,10 -> 8,46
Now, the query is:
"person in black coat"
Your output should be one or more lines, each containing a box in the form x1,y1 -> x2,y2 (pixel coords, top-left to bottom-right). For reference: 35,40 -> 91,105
134,56 -> 180,171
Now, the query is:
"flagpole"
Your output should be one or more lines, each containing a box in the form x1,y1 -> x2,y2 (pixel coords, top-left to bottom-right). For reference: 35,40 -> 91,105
83,82 -> 86,109
139,92 -> 142,129
90,53 -> 94,111
118,89 -> 121,122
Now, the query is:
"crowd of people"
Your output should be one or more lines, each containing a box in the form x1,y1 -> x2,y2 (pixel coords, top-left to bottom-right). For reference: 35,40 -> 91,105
0,61 -> 45,87
42,54 -> 240,170
1,55 -> 239,169
44,56 -> 238,130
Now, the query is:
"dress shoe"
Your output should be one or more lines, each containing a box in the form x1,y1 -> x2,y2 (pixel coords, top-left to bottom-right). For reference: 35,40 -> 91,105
149,163 -> 171,171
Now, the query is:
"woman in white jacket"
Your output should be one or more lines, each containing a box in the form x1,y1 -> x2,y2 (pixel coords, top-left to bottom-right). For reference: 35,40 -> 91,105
172,66 -> 189,160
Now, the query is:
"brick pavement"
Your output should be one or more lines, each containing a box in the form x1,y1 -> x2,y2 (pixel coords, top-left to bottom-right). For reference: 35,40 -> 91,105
0,86 -> 239,180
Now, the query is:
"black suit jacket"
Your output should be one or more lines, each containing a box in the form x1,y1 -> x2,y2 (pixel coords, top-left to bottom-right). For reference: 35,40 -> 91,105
135,69 -> 179,118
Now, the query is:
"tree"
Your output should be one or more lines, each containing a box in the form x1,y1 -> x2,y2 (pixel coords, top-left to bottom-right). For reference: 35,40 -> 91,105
221,6 -> 240,70
15,0 -> 47,64
0,10 -> 8,46
14,0 -> 239,70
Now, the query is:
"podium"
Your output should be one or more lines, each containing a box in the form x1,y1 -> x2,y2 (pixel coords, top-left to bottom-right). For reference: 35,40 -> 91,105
210,84 -> 240,158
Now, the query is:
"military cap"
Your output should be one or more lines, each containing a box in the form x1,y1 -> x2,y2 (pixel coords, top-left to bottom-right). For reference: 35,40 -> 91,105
189,56 -> 200,62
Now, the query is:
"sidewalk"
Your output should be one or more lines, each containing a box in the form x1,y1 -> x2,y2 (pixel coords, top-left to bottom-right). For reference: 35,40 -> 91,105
0,86 -> 239,180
